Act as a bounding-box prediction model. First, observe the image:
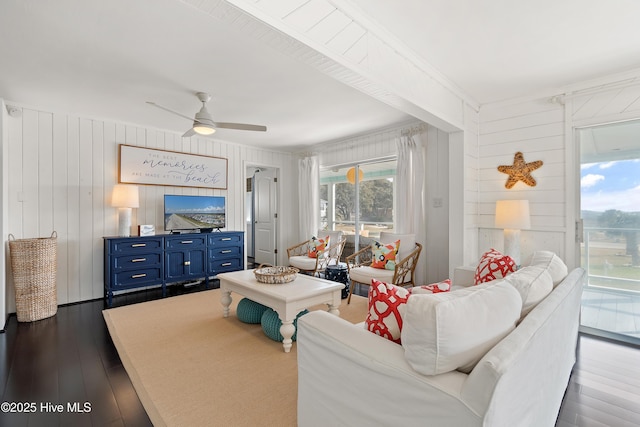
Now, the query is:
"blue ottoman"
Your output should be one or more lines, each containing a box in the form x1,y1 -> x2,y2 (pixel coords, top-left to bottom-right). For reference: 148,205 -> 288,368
236,298 -> 269,324
260,308 -> 309,342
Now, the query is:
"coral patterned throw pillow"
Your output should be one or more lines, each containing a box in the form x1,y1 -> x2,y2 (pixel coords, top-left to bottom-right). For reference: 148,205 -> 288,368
474,249 -> 516,285
365,279 -> 411,344
308,236 -> 329,258
370,240 -> 400,270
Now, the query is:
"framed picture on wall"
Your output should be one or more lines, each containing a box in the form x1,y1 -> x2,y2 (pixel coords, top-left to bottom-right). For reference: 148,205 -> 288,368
118,144 -> 228,189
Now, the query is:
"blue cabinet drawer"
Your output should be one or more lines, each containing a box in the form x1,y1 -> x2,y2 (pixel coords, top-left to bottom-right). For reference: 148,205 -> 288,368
208,233 -> 242,247
113,267 -> 163,288
209,257 -> 243,273
165,236 -> 207,250
110,238 -> 163,254
209,245 -> 243,259
113,252 -> 162,271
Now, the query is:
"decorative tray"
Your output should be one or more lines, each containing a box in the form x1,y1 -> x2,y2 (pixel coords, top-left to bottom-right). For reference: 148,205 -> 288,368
254,264 -> 299,284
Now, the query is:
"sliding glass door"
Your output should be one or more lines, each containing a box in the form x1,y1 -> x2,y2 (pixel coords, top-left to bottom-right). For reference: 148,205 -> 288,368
577,119 -> 640,344
320,159 -> 397,261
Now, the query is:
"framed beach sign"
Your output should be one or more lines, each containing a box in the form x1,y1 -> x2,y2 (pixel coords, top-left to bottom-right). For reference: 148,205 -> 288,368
118,145 -> 228,189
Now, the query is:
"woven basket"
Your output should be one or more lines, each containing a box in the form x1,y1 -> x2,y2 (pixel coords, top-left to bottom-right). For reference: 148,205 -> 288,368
9,232 -> 58,322
254,264 -> 299,284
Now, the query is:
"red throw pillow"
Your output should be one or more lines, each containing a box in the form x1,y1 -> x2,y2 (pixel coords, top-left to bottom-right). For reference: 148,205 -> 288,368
411,279 -> 452,294
365,279 -> 411,344
474,249 -> 516,285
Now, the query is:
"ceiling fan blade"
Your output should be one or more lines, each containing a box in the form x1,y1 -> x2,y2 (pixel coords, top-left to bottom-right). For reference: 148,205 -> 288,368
146,101 -> 195,122
182,128 -> 196,138
213,122 -> 267,132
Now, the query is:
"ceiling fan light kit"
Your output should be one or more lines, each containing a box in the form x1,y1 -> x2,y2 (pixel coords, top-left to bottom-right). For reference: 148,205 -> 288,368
146,92 -> 266,138
193,122 -> 216,135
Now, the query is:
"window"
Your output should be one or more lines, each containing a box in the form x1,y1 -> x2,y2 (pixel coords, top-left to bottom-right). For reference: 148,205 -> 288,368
320,159 -> 397,259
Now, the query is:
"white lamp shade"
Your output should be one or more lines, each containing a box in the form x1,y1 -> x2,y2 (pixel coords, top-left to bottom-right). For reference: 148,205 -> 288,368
111,184 -> 139,208
495,200 -> 530,230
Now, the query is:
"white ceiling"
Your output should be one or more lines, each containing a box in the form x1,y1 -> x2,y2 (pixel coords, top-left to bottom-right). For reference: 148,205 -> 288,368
2,0 -> 640,151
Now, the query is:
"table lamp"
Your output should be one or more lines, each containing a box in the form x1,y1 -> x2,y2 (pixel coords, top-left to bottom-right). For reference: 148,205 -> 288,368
495,199 -> 530,266
111,184 -> 139,237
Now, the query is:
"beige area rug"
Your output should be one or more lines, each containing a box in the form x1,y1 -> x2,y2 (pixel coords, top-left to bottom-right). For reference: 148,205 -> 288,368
103,288 -> 368,427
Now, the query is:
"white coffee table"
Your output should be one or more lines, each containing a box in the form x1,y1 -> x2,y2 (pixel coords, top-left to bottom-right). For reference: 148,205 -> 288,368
218,269 -> 343,353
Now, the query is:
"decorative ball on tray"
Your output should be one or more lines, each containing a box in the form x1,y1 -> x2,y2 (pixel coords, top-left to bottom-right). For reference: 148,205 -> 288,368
254,264 -> 299,284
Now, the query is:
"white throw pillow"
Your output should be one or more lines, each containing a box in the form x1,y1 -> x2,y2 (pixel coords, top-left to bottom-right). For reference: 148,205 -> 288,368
503,265 -> 553,319
401,280 -> 522,375
525,251 -> 568,287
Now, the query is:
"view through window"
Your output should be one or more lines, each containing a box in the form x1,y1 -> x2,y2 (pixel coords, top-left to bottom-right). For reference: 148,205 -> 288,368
578,119 -> 640,343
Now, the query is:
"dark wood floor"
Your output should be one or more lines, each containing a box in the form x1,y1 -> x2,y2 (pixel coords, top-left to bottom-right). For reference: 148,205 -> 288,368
2,281 -> 639,426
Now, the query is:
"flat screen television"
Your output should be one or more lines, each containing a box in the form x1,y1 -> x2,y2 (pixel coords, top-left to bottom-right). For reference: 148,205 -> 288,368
164,194 -> 226,233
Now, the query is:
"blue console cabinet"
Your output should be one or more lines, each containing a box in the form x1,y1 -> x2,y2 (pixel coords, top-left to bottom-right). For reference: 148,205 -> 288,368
104,231 -> 244,306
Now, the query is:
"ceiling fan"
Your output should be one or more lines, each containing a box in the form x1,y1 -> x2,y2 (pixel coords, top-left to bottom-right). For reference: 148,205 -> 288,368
146,92 -> 267,137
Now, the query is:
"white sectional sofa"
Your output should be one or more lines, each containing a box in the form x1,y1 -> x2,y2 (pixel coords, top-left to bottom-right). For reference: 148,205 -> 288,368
297,252 -> 585,427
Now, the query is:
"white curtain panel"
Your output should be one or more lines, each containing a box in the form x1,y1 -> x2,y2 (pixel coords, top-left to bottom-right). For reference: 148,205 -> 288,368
395,133 -> 427,284
298,156 -> 320,241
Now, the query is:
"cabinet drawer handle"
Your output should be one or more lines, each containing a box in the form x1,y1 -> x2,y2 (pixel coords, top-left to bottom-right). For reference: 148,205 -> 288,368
184,261 -> 191,266
181,240 -> 193,244
221,250 -> 232,254
131,273 -> 147,279
132,243 -> 146,248
222,262 -> 232,267
221,238 -> 232,241
131,258 -> 147,263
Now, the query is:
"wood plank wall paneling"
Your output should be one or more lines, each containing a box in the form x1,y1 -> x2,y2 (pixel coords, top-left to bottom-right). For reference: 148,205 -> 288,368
5,108 -> 295,309
479,98 -> 567,262
478,81 -> 640,266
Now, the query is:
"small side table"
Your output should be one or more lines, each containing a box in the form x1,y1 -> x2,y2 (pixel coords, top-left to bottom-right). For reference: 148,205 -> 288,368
325,264 -> 350,299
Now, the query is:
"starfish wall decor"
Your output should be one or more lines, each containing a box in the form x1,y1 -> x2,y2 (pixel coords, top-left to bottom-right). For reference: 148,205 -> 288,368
497,152 -> 543,189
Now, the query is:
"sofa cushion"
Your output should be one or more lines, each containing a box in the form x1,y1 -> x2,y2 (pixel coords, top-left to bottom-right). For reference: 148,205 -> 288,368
503,265 -> 553,319
364,280 -> 411,344
525,250 -> 568,287
370,239 -> 399,270
349,265 -> 395,284
402,280 -> 522,375
474,248 -> 516,285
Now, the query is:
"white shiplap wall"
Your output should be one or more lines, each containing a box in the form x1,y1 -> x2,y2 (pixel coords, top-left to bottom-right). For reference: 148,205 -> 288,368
478,98 -> 568,264
477,73 -> 640,269
4,105 -> 295,311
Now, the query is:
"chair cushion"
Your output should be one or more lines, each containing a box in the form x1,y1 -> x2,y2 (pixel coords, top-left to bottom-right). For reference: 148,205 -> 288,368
289,255 -> 318,271
370,240 -> 399,270
349,266 -> 395,284
525,250 -> 568,287
364,280 -> 411,344
474,248 -> 516,285
380,232 -> 415,261
308,236 -> 329,258
402,280 -> 522,375
503,265 -> 553,319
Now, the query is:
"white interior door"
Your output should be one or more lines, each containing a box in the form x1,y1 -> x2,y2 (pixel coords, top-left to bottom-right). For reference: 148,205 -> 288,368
253,168 -> 277,266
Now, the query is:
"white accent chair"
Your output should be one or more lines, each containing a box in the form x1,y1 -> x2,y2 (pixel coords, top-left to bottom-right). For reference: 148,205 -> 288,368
346,232 -> 422,303
287,230 -> 346,277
